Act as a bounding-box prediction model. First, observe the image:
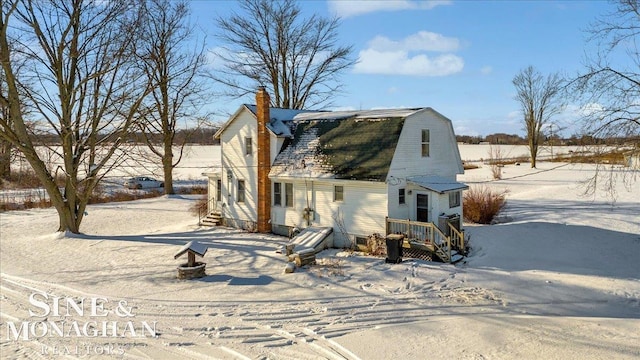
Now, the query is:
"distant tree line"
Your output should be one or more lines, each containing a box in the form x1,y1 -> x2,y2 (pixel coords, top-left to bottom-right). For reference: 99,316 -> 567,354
16,128 -> 220,146
456,133 -> 637,146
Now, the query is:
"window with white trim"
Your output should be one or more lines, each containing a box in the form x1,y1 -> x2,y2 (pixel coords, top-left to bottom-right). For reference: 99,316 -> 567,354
334,185 -> 344,202
399,188 -> 405,205
285,183 -> 293,207
273,182 -> 282,206
421,129 -> 430,157
449,191 -> 460,208
237,180 -> 246,203
245,137 -> 252,155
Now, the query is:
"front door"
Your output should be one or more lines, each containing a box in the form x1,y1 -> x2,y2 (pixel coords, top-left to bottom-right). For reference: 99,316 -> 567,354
416,193 -> 429,222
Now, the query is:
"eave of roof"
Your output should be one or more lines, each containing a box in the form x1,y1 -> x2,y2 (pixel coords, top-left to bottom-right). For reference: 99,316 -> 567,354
407,175 -> 469,193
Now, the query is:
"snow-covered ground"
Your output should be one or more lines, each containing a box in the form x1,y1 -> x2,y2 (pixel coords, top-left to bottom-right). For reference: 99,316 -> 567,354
1,151 -> 639,359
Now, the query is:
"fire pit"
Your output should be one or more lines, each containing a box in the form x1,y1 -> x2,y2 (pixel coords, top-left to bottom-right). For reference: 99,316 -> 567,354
174,241 -> 208,279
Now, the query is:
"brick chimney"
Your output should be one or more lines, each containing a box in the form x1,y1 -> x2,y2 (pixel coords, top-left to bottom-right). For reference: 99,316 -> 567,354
256,86 -> 272,233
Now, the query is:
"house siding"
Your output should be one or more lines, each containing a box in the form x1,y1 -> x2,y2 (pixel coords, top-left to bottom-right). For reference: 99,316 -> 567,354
386,109 -> 464,223
211,103 -> 467,242
219,109 -> 258,226
271,179 -> 387,247
388,109 -> 463,180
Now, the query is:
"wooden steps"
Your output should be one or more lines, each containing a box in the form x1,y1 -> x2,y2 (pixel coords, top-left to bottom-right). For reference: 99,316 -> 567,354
200,211 -> 222,226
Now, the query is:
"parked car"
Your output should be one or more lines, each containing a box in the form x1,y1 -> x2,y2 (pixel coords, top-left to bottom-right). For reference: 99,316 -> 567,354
124,176 -> 164,189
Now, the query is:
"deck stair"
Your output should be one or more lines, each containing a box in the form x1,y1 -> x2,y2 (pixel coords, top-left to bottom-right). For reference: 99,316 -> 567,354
435,246 -> 464,264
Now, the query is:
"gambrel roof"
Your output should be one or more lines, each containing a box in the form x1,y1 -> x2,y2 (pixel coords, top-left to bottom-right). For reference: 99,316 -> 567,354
269,108 -> 429,181
214,104 -> 461,182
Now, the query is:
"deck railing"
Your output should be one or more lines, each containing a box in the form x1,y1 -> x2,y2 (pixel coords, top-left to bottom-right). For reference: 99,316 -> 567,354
385,217 -> 451,261
385,217 -> 465,262
448,222 -> 465,254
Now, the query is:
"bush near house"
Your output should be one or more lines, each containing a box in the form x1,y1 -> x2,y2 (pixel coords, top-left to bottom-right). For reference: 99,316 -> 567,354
463,186 -> 508,224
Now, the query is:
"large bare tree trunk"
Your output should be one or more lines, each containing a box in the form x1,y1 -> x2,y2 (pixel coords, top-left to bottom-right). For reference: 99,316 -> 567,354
1,0 -> 150,233
135,0 -> 209,195
0,138 -> 10,180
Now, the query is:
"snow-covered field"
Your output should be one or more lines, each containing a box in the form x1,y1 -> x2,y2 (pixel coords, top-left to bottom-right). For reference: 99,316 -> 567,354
0,147 -> 639,359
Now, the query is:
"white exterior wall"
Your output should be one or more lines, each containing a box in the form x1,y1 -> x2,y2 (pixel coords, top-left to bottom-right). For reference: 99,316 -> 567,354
387,109 -> 464,223
388,109 -> 463,181
271,179 -> 388,247
219,109 -> 258,224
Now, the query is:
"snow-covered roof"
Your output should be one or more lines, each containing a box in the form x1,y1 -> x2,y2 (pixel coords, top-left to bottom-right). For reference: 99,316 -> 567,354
174,240 -> 208,259
244,104 -> 317,122
215,105 -> 319,139
267,118 -> 292,137
270,116 -> 406,181
407,175 -> 469,193
292,108 -> 425,121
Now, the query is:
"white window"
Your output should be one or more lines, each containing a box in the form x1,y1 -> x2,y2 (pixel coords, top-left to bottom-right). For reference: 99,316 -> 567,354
285,183 -> 293,207
334,185 -> 344,202
421,129 -> 430,157
449,191 -> 460,208
245,137 -> 252,155
273,182 -> 282,206
237,180 -> 245,203
399,188 -> 405,205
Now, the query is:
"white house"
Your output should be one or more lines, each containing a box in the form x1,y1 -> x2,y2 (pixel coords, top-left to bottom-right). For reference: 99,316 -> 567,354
204,87 -> 468,249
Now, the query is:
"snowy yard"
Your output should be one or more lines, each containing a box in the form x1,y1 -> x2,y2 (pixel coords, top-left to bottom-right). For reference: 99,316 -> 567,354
1,149 -> 639,359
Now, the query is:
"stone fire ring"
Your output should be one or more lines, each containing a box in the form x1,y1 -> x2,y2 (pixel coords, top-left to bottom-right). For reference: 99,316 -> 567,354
177,262 -> 206,279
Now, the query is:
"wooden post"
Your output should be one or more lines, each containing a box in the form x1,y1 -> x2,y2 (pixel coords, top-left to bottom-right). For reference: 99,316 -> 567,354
406,219 -> 410,239
188,252 -> 195,267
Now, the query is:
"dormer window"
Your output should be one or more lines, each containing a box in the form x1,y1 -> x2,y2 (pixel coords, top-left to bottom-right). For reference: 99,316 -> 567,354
245,137 -> 252,155
421,129 -> 430,157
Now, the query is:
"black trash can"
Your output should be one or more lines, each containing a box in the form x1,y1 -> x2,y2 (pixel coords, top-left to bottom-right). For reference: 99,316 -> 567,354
385,234 -> 404,264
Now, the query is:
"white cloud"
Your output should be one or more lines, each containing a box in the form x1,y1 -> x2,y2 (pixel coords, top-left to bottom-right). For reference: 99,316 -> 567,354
206,47 -> 233,70
354,32 -> 464,76
328,0 -> 452,18
369,32 -> 460,52
579,102 -> 604,117
480,66 -> 493,75
507,110 -> 521,120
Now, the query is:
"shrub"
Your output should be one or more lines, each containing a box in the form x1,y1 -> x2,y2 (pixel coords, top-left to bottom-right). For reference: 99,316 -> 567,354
178,185 -> 207,194
365,233 -> 387,256
89,189 -> 164,204
190,196 -> 208,216
463,186 -> 508,224
0,169 -> 65,190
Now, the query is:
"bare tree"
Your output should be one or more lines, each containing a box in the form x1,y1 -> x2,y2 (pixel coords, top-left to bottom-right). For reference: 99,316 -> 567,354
570,0 -> 640,198
135,0 -> 210,194
512,66 -> 564,168
213,0 -> 356,109
0,0 -> 150,233
0,68 -> 10,180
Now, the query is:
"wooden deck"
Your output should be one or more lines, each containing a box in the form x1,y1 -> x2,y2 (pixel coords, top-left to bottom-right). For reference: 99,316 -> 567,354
385,217 -> 465,263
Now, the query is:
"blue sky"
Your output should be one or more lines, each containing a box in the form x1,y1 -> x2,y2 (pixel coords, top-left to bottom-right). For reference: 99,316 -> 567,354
190,0 -> 617,137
